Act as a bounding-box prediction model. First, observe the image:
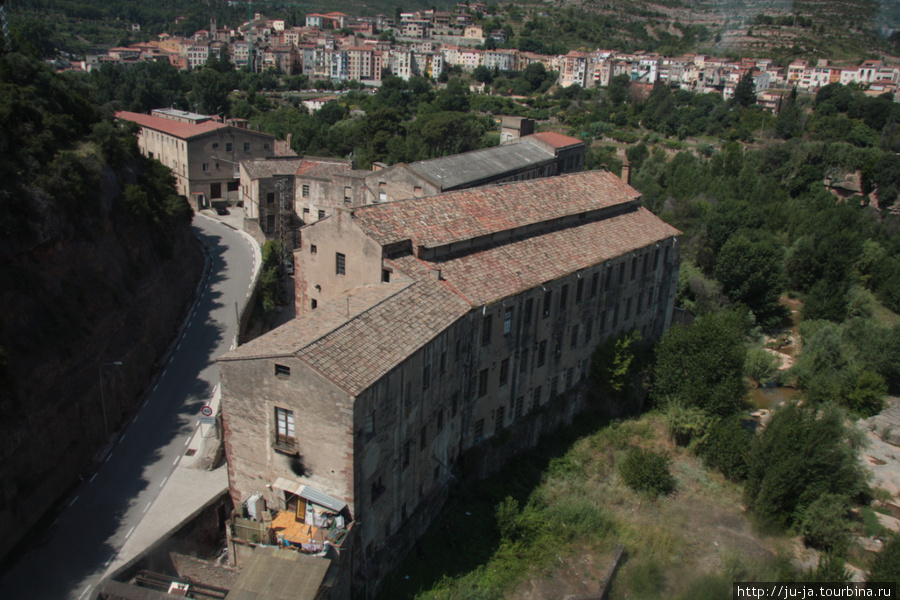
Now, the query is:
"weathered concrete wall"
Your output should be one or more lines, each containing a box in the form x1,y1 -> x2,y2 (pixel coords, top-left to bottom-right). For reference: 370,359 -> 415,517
221,355 -> 355,509
294,209 -> 386,315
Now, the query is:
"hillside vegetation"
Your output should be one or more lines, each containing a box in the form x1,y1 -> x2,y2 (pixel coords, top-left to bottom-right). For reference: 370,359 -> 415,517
0,53 -> 202,563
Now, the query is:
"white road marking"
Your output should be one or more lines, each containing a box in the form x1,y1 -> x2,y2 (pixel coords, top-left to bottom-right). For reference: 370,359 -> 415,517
89,473 -> 97,483
52,518 -> 59,527
125,526 -> 135,539
69,496 -> 79,507
153,384 -> 158,392
143,502 -> 152,514
133,414 -> 139,424
173,456 -> 180,467
106,452 -> 113,462
118,434 -> 126,445
184,436 -> 191,446
160,476 -> 168,487
213,383 -> 220,395
77,585 -> 92,600
176,342 -> 181,351
104,554 -> 115,567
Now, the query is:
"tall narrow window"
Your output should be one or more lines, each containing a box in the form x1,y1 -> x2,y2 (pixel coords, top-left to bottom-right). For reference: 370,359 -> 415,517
543,289 -> 552,318
576,278 -> 584,303
590,272 -> 599,298
302,184 -> 310,197
481,315 -> 492,346
503,307 -> 513,335
477,369 -> 488,397
570,325 -> 580,349
524,298 -> 533,325
559,284 -> 569,312
537,340 -> 547,367
275,407 -> 295,444
499,358 -> 509,386
336,252 -> 346,275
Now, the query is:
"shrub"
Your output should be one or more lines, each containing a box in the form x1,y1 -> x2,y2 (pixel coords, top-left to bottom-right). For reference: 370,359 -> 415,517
796,493 -> 852,553
868,533 -> 900,584
744,403 -> 868,528
618,447 -> 675,497
745,347 -> 781,387
697,416 -> 752,481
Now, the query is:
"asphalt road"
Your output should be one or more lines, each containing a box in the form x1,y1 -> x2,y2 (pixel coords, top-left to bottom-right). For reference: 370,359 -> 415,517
0,214 -> 257,600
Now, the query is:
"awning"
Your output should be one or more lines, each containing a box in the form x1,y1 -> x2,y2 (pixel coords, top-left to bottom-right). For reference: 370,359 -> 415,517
272,477 -> 348,513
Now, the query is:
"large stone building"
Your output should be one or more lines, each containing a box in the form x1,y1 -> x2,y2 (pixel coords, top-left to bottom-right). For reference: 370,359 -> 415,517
239,132 -> 586,238
218,170 -> 680,590
117,109 -> 285,210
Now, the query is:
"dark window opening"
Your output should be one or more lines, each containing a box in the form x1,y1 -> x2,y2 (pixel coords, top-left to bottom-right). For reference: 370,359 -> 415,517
477,369 -> 488,397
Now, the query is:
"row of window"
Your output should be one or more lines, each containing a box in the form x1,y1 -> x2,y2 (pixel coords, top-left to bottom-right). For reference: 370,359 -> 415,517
479,258 -> 665,347
211,141 -> 270,152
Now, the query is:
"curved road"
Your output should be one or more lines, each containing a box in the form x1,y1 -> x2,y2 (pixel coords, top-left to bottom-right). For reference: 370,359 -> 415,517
0,214 -> 258,600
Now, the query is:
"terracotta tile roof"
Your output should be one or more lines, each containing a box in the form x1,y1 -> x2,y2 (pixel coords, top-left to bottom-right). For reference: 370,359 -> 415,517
296,160 -> 351,179
523,132 -> 584,150
242,157 -> 309,179
115,110 -> 226,139
413,206 -> 680,306
297,279 -> 469,396
221,281 -> 414,361
353,170 -> 640,249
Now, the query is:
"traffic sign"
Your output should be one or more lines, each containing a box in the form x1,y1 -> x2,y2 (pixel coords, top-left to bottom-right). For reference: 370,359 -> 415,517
199,417 -> 216,425
201,405 -> 213,417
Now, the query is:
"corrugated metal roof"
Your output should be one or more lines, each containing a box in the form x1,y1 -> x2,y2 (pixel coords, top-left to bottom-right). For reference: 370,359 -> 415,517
297,485 -> 347,513
272,477 -> 347,512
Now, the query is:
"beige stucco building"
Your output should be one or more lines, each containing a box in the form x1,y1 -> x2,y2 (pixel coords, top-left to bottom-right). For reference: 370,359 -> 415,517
218,170 -> 680,591
117,109 -> 283,210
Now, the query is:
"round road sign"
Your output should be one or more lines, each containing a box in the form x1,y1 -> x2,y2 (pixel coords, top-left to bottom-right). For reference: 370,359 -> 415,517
201,405 -> 213,417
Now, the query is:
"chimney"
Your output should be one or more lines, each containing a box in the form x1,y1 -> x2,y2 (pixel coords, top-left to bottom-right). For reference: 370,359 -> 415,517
621,162 -> 631,185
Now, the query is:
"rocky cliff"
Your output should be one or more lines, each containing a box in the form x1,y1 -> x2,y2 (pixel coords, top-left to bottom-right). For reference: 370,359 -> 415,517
0,53 -> 204,563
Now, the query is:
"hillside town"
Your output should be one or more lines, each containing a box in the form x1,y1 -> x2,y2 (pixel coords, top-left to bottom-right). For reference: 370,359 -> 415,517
69,5 -> 900,105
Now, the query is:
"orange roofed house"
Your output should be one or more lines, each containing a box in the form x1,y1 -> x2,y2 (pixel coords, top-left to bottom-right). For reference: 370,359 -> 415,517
116,108 -> 289,210
217,170 -> 681,592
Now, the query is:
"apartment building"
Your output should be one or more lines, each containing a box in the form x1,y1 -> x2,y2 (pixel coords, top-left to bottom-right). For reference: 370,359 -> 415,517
117,109 -> 282,210
218,170 -> 680,589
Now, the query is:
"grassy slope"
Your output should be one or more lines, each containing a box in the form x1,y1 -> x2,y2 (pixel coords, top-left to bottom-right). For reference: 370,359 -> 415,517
379,412 -> 791,600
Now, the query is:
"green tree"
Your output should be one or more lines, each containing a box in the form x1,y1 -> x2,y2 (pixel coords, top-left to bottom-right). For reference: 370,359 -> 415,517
188,67 -> 231,115
714,232 -> 787,324
590,329 -> 644,401
731,73 -> 757,108
845,370 -> 887,417
744,403 -> 868,528
652,311 -> 748,417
